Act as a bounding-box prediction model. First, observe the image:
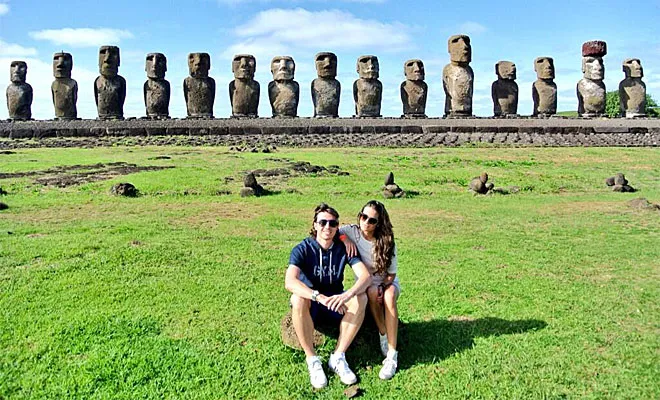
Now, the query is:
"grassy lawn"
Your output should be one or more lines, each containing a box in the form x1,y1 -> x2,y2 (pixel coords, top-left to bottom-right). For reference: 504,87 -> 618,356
1,146 -> 659,399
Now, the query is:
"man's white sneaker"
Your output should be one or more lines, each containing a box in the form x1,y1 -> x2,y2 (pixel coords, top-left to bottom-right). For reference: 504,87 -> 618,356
328,352 -> 358,385
379,333 -> 388,357
379,350 -> 398,380
306,356 -> 327,389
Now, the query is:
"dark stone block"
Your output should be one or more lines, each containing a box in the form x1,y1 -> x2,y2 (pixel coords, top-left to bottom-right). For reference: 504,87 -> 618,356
593,127 -> 629,134
543,126 -> 562,134
9,128 -> 33,139
166,127 -> 188,135
243,127 -> 261,135
146,127 -> 167,136
309,126 -> 329,134
450,126 -> 474,133
497,126 -> 518,133
630,127 -> 648,134
34,129 -> 56,139
424,125 -> 449,134
518,126 -> 542,134
401,125 -> 423,134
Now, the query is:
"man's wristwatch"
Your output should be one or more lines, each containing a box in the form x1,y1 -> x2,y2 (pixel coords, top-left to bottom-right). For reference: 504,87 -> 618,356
311,290 -> 320,302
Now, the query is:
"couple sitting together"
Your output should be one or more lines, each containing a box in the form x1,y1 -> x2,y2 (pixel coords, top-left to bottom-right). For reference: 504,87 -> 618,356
285,201 -> 401,389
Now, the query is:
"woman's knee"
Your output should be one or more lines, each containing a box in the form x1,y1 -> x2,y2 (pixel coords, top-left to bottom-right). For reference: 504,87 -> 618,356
383,287 -> 398,308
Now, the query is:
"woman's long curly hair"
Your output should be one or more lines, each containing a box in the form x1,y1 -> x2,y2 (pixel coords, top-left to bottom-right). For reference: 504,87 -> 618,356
358,200 -> 395,275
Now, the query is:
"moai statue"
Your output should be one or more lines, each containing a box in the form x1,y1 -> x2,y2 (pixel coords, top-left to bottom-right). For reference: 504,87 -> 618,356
400,59 -> 427,118
577,40 -> 607,117
51,52 -> 78,120
6,61 -> 33,120
619,58 -> 646,118
491,61 -> 518,117
268,56 -> 299,118
94,46 -> 126,120
353,55 -> 382,117
184,52 -> 215,118
532,57 -> 557,117
311,52 -> 340,118
443,35 -> 473,117
229,54 -> 259,118
143,53 -> 170,119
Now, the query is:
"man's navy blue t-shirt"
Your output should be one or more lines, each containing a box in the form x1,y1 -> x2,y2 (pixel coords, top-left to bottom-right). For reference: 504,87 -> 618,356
289,236 -> 361,295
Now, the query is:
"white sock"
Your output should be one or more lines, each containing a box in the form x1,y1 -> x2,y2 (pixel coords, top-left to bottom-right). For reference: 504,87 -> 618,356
386,349 -> 398,361
306,355 -> 320,365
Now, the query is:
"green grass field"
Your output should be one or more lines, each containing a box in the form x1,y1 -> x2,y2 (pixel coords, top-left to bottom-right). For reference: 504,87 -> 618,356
1,146 -> 659,399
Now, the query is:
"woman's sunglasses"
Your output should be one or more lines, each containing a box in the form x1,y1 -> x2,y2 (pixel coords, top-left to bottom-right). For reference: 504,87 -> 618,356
359,213 -> 378,225
317,219 -> 339,228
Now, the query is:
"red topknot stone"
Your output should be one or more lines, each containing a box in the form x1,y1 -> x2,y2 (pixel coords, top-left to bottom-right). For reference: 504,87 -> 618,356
582,41 -> 607,57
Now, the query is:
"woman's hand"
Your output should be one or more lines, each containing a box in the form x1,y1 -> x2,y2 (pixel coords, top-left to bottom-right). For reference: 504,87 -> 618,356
343,238 -> 358,258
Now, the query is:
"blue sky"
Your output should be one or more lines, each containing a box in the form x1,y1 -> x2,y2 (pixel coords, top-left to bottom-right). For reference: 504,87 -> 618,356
1,0 -> 659,119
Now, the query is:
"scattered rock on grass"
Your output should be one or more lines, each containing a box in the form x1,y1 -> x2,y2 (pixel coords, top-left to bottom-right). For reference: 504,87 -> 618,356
240,172 -> 265,197
605,173 -> 636,192
110,182 -> 138,197
0,187 -> 7,195
382,172 -> 405,198
0,202 -> 8,210
469,172 -> 494,195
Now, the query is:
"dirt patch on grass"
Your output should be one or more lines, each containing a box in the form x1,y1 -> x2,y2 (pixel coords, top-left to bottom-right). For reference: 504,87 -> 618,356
0,162 -> 173,188
540,201 -> 623,216
172,202 -> 273,229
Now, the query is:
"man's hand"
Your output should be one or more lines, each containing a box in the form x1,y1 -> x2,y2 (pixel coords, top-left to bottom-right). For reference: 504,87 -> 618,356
323,293 -> 350,315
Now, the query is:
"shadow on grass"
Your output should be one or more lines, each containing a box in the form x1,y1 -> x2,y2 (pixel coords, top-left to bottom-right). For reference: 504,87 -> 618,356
345,316 -> 547,370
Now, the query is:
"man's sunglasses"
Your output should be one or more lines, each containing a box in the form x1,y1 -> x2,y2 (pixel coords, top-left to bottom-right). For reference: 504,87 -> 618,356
359,213 -> 378,225
317,219 -> 339,228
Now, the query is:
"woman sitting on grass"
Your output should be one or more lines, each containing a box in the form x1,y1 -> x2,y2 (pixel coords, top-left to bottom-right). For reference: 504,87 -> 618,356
340,200 -> 401,380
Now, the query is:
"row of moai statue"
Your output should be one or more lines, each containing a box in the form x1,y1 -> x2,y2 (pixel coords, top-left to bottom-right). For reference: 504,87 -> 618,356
5,38 -> 649,121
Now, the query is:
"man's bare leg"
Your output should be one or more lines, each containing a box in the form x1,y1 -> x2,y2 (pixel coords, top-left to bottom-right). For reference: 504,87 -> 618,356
335,293 -> 367,353
290,294 -> 316,356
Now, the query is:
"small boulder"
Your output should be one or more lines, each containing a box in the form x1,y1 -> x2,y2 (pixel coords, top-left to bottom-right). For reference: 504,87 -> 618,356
281,311 -> 325,350
0,202 -> 8,210
240,172 -> 265,197
469,172 -> 491,195
0,187 -> 7,195
110,183 -> 138,197
606,173 -> 635,192
382,172 -> 405,198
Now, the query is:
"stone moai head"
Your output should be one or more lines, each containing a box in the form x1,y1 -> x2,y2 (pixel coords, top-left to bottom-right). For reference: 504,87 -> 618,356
270,56 -> 295,81
98,46 -> 120,77
496,61 -> 516,80
10,61 -> 27,83
623,58 -> 643,78
188,53 -> 210,78
534,57 -> 555,80
581,40 -> 606,80
53,52 -> 73,79
232,54 -> 256,80
404,59 -> 425,81
448,35 -> 471,63
145,53 -> 167,79
315,52 -> 337,79
357,55 -> 379,79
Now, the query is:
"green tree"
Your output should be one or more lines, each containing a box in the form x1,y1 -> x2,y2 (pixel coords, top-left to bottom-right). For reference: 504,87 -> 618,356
606,90 -> 659,117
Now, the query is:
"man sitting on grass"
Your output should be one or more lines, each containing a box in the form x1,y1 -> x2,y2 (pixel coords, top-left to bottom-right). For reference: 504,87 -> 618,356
285,203 -> 372,389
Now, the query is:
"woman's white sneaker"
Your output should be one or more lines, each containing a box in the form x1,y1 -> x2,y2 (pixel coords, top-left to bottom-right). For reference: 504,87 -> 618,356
379,350 -> 398,380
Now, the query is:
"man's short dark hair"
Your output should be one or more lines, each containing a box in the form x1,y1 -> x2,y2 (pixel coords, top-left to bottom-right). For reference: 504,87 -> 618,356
309,203 -> 340,237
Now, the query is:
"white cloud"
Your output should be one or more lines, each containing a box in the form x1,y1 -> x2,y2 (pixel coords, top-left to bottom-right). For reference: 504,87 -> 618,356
223,8 -> 411,60
218,0 -> 385,4
0,39 -> 37,57
0,3 -> 9,16
458,21 -> 487,36
28,28 -> 134,48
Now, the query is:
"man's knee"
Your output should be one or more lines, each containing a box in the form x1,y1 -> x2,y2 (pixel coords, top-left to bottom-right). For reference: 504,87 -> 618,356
290,294 -> 311,312
355,292 -> 368,309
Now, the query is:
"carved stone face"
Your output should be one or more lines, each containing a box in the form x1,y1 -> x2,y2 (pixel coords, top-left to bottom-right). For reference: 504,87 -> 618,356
9,61 -> 27,83
534,57 -> 555,80
496,61 -> 516,80
357,55 -> 379,79
145,53 -> 167,79
404,59 -> 425,81
232,54 -> 256,79
98,46 -> 120,77
53,53 -> 72,79
448,35 -> 471,63
188,53 -> 210,78
623,58 -> 643,78
270,56 -> 295,81
315,52 -> 337,79
582,56 -> 604,80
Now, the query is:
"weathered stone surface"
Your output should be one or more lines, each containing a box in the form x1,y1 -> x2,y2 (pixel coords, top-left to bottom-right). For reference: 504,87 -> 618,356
95,46 -> 125,120
628,198 -> 660,211
0,202 -> 7,210
382,171 -> 405,198
51,53 -> 78,120
6,61 -> 32,120
384,171 -> 395,186
280,312 -> 325,350
605,176 -> 615,186
110,182 -> 138,197
143,53 -> 170,119
230,54 -> 259,118
619,58 -> 646,118
614,173 -> 628,186
492,61 -> 518,117
443,35 -> 473,117
268,56 -> 299,118
401,59 -> 427,118
532,57 -> 557,117
312,52 -> 340,118
577,41 -> 607,117
469,172 -> 491,194
582,40 -> 607,57
184,53 -> 215,119
241,172 -> 265,197
354,55 -> 382,117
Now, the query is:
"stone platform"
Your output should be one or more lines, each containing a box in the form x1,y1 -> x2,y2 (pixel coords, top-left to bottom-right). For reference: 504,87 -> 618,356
1,117 -> 659,148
